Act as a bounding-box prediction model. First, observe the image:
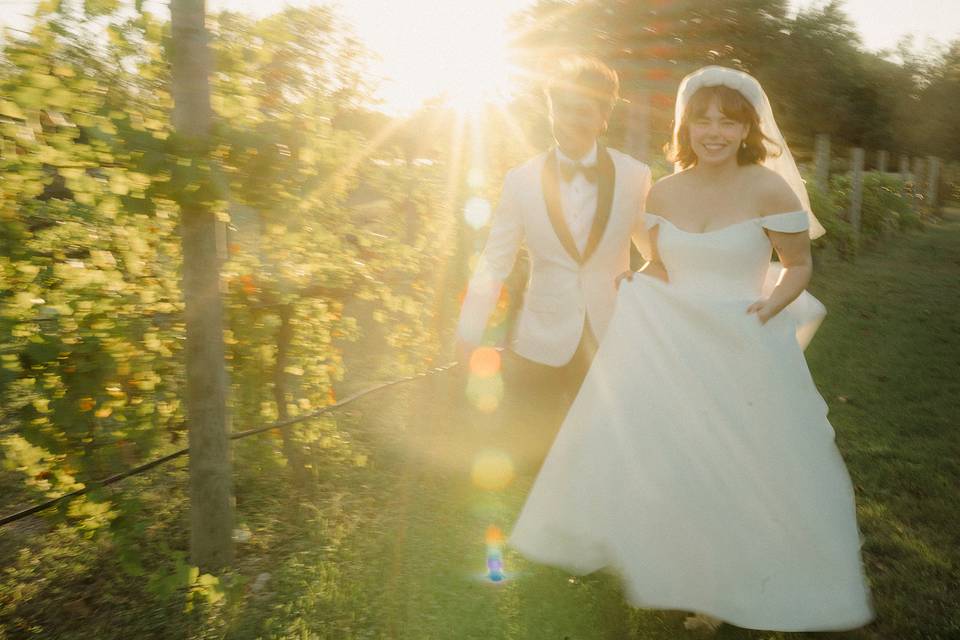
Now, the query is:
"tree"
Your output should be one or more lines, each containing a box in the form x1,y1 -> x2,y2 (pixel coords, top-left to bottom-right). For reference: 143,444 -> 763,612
169,0 -> 234,571
913,40 -> 960,160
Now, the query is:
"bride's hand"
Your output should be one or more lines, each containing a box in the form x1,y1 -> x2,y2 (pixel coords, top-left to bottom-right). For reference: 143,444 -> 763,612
747,298 -> 780,324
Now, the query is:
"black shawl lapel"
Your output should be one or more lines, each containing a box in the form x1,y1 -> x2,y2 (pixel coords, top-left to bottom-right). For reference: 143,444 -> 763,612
541,149 -> 583,264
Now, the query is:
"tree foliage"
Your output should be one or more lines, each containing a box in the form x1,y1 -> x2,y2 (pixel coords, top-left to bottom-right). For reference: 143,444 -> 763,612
514,0 -> 960,161
0,1 -> 453,543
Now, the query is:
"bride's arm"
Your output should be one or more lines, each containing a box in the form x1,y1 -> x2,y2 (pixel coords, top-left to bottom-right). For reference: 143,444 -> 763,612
617,225 -> 669,287
636,226 -> 669,282
747,170 -> 811,323
619,179 -> 670,287
747,230 -> 812,323
640,180 -> 669,282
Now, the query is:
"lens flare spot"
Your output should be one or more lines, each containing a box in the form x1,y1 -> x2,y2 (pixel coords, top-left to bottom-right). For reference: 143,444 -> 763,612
469,494 -> 501,521
472,450 -> 514,491
484,524 -> 508,582
463,196 -> 492,230
469,347 -> 501,378
475,394 -> 500,413
466,373 -> 504,413
485,524 -> 505,545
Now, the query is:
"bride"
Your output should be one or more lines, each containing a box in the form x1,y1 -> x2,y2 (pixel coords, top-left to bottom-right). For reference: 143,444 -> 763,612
507,66 -> 874,632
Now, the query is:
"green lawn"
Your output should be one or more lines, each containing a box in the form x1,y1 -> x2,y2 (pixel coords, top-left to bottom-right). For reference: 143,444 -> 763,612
1,212 -> 957,639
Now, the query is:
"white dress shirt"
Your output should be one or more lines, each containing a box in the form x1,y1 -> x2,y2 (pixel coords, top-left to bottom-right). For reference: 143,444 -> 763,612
556,142 -> 599,255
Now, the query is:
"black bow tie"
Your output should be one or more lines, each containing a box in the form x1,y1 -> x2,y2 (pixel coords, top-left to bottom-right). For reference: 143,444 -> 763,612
558,160 -> 598,183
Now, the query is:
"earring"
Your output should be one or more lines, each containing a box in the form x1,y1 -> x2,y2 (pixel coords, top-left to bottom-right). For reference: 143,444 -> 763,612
740,140 -> 747,149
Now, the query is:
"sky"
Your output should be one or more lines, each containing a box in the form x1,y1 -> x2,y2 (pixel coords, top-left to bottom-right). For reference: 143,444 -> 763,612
1,0 -> 958,113
790,0 -> 959,52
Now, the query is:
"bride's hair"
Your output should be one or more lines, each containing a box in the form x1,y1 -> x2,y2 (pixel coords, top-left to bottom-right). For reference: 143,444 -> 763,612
544,56 -> 620,116
667,85 -> 781,169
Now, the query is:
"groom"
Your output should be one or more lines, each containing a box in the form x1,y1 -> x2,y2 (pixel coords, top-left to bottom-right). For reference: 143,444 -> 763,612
456,56 -> 652,464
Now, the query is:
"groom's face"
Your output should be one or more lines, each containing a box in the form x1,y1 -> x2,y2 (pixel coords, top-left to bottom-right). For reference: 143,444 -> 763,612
549,89 -> 609,158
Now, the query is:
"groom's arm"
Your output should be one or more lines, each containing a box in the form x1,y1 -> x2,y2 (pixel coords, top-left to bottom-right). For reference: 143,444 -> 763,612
630,163 -> 654,261
456,169 -> 525,348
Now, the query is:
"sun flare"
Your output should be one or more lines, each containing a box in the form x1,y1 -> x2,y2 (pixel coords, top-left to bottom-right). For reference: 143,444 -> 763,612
340,0 -> 525,115
433,22 -> 515,113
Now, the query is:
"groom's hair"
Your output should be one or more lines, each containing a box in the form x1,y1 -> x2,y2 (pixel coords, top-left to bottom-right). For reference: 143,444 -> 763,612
545,56 -> 620,115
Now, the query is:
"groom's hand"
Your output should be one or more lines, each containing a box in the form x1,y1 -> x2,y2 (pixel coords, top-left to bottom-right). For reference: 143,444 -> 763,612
615,270 -> 635,289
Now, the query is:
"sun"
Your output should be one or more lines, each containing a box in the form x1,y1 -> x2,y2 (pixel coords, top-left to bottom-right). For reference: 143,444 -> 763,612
340,0 -> 526,115
432,18 -> 516,114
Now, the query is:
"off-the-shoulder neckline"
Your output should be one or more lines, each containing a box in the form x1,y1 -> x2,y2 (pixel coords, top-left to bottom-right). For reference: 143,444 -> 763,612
643,210 -> 807,236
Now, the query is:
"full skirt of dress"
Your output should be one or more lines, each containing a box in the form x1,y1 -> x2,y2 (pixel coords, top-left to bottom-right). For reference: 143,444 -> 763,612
507,275 -> 874,632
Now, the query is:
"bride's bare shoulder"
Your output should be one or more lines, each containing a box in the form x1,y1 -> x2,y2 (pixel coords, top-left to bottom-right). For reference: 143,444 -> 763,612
747,165 -> 803,214
647,170 -> 692,212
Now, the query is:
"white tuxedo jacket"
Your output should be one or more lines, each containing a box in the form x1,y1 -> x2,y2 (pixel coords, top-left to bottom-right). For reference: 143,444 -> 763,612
457,146 -> 652,366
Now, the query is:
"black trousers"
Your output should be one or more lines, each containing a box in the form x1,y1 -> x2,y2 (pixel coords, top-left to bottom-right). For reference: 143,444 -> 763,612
498,321 -> 599,474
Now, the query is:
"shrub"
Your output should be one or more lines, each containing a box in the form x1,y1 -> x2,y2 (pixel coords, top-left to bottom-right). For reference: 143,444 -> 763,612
806,179 -> 856,260
828,173 -> 919,242
862,173 -> 919,233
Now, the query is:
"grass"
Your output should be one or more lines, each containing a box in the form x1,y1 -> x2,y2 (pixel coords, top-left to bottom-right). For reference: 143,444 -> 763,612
1,210 -> 957,639
799,209 -> 960,639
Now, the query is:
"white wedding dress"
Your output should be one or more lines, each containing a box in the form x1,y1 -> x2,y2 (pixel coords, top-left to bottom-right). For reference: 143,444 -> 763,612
508,210 -> 874,631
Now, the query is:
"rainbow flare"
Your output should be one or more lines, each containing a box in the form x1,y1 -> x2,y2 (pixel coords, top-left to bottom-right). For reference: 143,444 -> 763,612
485,524 -> 506,582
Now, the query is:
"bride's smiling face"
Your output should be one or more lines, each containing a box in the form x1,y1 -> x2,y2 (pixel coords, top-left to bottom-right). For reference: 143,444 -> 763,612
688,98 -> 749,167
